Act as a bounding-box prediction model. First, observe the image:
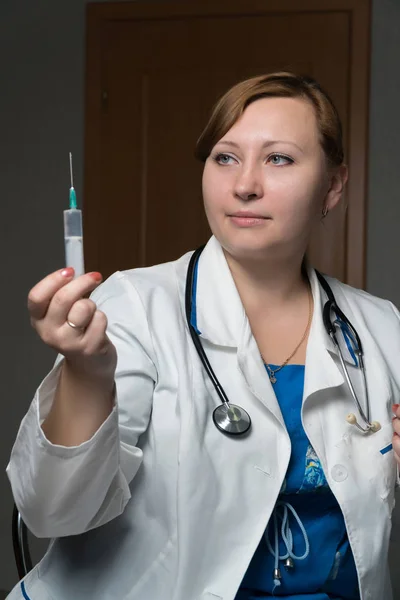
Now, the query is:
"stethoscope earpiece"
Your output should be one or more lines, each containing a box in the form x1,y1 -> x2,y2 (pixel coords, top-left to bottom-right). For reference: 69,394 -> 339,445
346,413 -> 381,433
346,413 -> 357,425
370,421 -> 382,433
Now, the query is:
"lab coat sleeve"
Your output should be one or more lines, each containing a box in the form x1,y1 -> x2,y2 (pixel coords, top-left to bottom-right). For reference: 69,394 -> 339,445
6,271 -> 157,538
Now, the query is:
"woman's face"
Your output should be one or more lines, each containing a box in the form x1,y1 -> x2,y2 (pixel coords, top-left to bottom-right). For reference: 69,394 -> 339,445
202,96 -> 347,262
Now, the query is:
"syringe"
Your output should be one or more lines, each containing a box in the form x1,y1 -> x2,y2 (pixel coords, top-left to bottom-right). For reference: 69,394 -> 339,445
64,153 -> 85,278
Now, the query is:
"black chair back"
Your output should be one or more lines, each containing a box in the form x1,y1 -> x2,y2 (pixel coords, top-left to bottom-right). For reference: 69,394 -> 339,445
12,504 -> 32,578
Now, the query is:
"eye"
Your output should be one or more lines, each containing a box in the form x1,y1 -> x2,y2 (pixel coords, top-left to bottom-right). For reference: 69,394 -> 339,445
268,153 -> 294,166
213,153 -> 236,166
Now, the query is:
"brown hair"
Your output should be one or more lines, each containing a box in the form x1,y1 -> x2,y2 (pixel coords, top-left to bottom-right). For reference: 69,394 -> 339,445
195,72 -> 344,167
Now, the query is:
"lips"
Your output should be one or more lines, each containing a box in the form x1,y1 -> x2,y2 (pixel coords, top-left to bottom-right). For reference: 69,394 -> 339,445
228,212 -> 270,228
230,212 -> 268,219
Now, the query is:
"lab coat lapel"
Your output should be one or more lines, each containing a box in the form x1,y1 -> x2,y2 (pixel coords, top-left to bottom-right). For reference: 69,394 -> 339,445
194,236 -> 244,347
303,264 -> 345,402
194,236 -> 287,423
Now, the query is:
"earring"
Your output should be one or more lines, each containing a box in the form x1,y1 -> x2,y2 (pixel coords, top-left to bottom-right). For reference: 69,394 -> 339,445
322,206 -> 329,219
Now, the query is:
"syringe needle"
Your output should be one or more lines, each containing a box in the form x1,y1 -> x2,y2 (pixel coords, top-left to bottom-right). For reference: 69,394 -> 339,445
69,152 -> 74,189
68,152 -> 77,209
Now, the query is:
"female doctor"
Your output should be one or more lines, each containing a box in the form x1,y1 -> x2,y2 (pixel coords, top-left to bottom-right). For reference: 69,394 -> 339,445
6,72 -> 400,600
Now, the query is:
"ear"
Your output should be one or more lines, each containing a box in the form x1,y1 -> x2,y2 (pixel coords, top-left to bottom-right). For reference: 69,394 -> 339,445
323,164 -> 348,213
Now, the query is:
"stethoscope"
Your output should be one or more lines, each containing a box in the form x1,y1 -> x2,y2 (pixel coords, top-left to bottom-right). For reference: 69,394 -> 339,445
185,245 -> 382,437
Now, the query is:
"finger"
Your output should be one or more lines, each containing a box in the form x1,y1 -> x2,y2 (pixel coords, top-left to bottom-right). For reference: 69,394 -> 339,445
393,404 -> 400,418
393,416 -> 400,436
65,299 -> 97,331
45,272 -> 103,327
80,310 -> 109,354
28,268 -> 75,320
393,432 -> 400,461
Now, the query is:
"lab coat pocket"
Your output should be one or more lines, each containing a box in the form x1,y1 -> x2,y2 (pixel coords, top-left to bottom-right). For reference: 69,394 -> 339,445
365,422 -> 397,511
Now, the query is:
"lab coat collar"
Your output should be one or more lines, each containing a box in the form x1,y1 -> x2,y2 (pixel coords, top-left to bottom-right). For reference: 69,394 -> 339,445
303,259 -> 345,395
194,236 -> 245,348
194,236 -> 345,364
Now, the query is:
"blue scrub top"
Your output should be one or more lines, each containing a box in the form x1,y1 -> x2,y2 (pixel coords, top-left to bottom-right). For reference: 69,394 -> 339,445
236,365 -> 360,599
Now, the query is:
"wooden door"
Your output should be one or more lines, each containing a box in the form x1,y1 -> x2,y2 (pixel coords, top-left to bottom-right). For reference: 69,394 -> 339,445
85,0 -> 370,286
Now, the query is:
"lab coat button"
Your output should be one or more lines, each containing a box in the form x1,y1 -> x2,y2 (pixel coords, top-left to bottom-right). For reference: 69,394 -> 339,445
331,464 -> 348,482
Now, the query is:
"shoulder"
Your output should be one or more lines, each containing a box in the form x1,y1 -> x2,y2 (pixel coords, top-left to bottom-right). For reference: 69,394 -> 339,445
318,272 -> 400,354
321,273 -> 399,321
120,250 -> 192,292
90,250 -> 193,318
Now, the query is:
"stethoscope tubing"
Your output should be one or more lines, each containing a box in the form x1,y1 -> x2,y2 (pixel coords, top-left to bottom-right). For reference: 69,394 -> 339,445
186,247 -> 376,435
316,271 -> 372,429
185,246 -> 231,406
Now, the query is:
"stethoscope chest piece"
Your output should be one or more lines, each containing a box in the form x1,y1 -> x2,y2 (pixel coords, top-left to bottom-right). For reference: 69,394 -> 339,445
213,403 -> 251,435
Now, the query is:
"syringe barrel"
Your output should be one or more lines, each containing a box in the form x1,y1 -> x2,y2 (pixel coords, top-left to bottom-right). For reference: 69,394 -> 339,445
64,209 -> 85,277
64,208 -> 83,237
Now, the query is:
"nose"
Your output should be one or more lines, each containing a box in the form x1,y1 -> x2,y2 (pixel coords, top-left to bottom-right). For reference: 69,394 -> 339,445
233,165 -> 264,202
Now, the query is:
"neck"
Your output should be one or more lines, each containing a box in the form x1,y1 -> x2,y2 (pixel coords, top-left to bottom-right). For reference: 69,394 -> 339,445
223,250 -> 309,315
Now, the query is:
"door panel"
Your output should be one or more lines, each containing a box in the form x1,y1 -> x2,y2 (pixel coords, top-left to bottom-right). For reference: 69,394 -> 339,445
85,2 -> 369,284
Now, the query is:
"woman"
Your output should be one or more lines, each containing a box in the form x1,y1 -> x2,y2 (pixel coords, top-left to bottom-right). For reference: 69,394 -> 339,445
6,73 -> 400,600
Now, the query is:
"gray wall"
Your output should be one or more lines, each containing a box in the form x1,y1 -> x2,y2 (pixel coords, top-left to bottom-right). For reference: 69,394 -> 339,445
367,0 -> 400,304
0,0 -> 114,589
0,0 -> 399,593
368,0 -> 400,592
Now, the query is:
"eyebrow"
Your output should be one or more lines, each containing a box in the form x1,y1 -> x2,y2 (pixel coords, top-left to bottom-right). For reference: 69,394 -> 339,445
216,140 -> 304,153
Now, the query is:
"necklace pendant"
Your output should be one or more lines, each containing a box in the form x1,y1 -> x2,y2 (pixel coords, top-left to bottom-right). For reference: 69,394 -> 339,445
269,374 -> 277,384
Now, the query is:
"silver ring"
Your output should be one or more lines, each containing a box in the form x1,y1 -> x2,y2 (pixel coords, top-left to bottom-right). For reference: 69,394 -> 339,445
67,320 -> 86,331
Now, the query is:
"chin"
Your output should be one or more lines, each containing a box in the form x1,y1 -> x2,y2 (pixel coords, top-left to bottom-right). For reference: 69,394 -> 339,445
218,233 -> 280,262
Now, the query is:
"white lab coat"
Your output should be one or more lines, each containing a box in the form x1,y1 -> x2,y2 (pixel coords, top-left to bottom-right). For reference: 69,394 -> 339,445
6,236 -> 400,600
